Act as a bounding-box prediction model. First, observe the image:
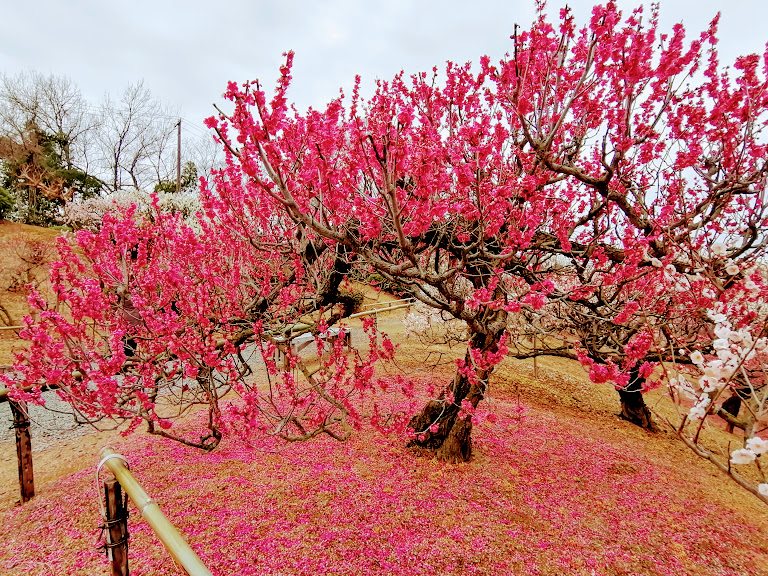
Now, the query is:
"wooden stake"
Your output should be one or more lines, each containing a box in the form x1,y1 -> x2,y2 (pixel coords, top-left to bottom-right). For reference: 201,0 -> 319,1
99,448 -> 213,576
104,477 -> 129,576
10,399 -> 34,503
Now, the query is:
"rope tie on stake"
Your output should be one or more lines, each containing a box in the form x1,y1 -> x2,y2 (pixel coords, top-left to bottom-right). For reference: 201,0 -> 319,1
94,446 -> 214,575
96,512 -> 130,558
95,452 -> 130,560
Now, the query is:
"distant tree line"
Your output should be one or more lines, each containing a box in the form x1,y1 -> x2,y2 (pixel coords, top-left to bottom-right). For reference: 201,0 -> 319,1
0,71 -> 220,225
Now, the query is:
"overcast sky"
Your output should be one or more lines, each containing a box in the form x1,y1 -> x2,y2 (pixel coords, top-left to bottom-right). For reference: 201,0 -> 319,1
1,0 -> 766,135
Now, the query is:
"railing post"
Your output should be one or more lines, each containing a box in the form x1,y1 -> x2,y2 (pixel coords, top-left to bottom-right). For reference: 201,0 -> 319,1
9,399 -> 34,503
103,476 -> 129,576
98,447 -> 213,576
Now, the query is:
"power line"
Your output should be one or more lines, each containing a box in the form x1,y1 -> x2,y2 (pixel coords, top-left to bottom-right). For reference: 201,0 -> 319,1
73,104 -> 214,136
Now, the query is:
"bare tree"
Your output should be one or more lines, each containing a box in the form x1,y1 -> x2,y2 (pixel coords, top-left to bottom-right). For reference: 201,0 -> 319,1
0,71 -> 219,204
0,71 -> 97,170
95,81 -> 179,192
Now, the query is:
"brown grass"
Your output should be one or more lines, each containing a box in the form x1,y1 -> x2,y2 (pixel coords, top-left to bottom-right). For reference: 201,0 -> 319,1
0,220 -> 63,364
0,225 -> 766,575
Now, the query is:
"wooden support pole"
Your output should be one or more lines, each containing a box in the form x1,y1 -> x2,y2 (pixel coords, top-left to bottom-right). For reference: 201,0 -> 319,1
347,301 -> 413,319
104,477 -> 129,576
98,448 -> 213,576
10,399 -> 34,503
0,382 -> 58,403
275,343 -> 290,371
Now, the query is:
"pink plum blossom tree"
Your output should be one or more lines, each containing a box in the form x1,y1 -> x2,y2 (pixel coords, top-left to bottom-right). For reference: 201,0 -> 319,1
3,190 -> 387,449
207,1 -> 768,463
4,2 -> 768,487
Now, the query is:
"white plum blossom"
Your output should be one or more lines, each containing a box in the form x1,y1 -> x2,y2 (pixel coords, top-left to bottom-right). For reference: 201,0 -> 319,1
689,395 -> 711,420
746,436 -> 768,455
707,311 -> 727,324
63,188 -> 202,231
711,243 -> 727,257
677,379 -> 697,400
725,263 -> 739,276
744,279 -> 758,292
705,363 -> 734,382
402,305 -> 435,336
703,359 -> 726,378
712,338 -> 729,350
63,188 -> 149,229
714,323 -> 732,340
403,300 -> 469,342
730,448 -> 757,465
717,348 -> 733,362
738,331 -> 753,347
698,376 -> 719,393
669,301 -> 768,499
668,377 -> 678,389
667,376 -> 696,399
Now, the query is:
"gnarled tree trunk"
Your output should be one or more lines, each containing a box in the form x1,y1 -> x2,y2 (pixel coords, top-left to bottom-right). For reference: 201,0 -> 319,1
618,369 -> 656,431
407,331 -> 500,462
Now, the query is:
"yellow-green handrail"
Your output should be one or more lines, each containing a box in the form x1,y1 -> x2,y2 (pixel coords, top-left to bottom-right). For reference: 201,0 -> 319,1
97,447 -> 213,576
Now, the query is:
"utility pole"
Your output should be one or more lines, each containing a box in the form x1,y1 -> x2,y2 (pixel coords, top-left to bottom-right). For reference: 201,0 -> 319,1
176,119 -> 182,193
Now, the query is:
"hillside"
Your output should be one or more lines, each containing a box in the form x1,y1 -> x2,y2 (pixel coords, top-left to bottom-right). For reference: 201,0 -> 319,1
0,224 -> 766,575
0,220 -> 63,365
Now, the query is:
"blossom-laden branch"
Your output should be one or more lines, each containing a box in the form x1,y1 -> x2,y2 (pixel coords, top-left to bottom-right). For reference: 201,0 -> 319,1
7,0 -> 768,498
207,2 -> 768,468
1,192 -> 396,449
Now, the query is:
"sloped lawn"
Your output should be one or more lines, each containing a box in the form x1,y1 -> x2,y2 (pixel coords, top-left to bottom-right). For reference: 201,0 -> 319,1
1,387 -> 766,576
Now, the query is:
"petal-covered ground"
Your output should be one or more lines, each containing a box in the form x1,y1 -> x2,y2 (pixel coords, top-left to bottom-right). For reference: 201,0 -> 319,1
1,384 -> 767,576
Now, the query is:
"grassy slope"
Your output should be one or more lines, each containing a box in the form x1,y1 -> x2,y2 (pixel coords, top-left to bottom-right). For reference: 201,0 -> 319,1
0,225 -> 767,575
1,374 -> 767,576
0,220 -> 63,364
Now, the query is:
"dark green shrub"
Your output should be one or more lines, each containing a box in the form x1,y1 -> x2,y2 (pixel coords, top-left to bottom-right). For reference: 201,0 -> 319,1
0,187 -> 15,219
337,288 -> 365,313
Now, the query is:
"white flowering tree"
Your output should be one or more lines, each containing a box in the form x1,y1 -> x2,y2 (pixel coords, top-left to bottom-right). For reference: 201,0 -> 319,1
63,187 -> 203,231
655,272 -> 768,503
